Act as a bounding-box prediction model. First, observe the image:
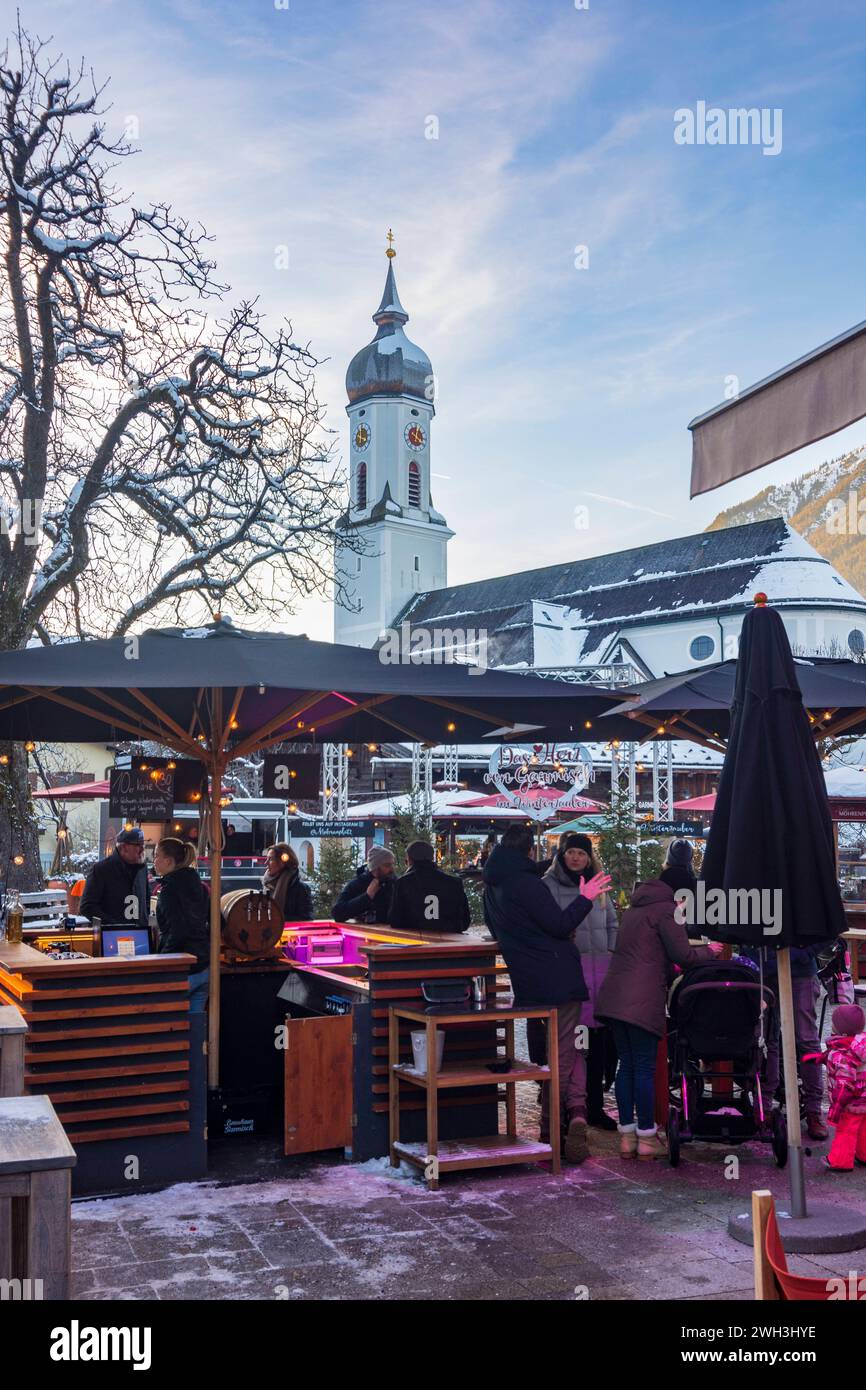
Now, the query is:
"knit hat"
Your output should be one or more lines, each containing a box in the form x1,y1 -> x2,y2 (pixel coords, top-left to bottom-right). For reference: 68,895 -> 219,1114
367,845 -> 396,872
116,827 -> 145,846
665,838 -> 693,868
406,839 -> 434,862
832,1004 -> 866,1036
560,832 -> 592,856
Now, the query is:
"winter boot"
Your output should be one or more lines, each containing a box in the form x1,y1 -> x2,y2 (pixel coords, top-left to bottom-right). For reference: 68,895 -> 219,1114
637,1126 -> 667,1161
618,1123 -> 638,1159
587,1109 -> 618,1131
806,1112 -> 828,1141
563,1114 -> 590,1165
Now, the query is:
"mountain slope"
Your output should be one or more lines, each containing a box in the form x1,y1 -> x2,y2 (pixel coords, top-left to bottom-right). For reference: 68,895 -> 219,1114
706,445 -> 866,596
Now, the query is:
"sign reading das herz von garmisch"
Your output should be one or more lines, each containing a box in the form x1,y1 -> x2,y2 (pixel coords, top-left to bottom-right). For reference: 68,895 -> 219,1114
485,743 -> 594,819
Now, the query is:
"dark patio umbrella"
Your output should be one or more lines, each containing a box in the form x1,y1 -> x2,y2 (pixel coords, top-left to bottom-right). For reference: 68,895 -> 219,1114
0,617 -> 625,1087
699,601 -> 862,1248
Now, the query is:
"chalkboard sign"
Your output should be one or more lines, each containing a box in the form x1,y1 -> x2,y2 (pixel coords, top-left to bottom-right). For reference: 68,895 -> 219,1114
109,767 -> 174,820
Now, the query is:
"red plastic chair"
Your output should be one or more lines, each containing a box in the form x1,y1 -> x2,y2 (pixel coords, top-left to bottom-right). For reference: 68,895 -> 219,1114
764,1201 -> 834,1301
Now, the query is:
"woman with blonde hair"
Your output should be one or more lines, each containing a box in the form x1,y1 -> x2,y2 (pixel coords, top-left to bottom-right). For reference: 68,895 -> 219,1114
153,837 -> 210,1012
262,842 -> 313,921
542,832 -> 619,1129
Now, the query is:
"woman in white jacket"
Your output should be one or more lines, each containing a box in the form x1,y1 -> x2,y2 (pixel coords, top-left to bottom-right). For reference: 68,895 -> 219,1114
543,832 -> 618,1129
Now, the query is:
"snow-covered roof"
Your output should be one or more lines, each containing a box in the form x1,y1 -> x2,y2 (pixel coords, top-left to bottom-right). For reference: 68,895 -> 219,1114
394,519 -> 866,669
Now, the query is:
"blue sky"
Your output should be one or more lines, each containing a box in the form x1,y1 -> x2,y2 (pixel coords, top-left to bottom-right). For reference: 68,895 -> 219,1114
14,0 -> 866,637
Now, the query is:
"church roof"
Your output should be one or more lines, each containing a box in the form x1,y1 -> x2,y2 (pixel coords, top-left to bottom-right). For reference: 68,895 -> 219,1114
393,519 -> 866,668
346,252 -> 432,405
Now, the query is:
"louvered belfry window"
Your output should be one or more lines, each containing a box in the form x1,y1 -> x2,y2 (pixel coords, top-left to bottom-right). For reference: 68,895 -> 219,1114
357,461 -> 367,508
408,460 -> 421,507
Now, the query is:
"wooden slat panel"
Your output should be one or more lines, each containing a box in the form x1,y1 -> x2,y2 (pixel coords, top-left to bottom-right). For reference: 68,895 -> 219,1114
28,1021 -> 190,1043
27,1060 -> 189,1084
25,1040 -> 189,1064
54,1100 -> 189,1124
371,966 -> 506,981
23,982 -> 188,1002
65,1120 -> 190,1144
29,1002 -> 189,1022
44,1080 -> 189,1103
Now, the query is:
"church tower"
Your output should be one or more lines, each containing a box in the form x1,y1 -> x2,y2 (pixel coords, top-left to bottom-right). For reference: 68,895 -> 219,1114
334,233 -> 453,647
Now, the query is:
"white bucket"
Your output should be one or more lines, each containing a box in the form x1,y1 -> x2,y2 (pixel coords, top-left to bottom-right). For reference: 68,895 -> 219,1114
410,1028 -> 445,1075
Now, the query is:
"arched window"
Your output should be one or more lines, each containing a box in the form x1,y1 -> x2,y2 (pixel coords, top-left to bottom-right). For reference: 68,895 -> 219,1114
356,461 -> 367,509
408,460 -> 421,507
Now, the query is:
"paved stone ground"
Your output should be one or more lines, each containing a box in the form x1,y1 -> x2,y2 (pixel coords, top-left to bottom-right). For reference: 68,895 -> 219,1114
71,1096 -> 866,1301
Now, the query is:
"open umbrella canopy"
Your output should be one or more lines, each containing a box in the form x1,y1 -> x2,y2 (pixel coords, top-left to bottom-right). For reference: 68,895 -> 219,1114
700,603 -> 846,947
602,655 -> 866,746
0,618 -> 625,751
32,779 -> 110,800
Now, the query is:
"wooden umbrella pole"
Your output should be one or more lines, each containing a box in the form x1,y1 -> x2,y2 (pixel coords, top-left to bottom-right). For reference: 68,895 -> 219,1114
777,946 -> 807,1219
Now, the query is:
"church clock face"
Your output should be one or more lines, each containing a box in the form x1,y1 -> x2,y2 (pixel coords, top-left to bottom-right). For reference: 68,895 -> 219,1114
353,422 -> 371,451
404,422 -> 426,450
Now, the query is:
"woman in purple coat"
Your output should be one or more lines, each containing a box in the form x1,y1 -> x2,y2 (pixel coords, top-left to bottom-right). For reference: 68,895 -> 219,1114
596,840 -> 722,1160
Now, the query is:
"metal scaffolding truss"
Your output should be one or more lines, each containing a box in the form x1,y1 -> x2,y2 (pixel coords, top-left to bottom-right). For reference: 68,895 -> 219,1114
441,744 -> 459,786
652,741 -> 675,820
321,742 -> 349,819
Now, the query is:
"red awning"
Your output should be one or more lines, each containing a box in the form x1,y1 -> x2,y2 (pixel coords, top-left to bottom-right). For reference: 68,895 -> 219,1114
672,792 -> 717,813
32,778 -> 110,800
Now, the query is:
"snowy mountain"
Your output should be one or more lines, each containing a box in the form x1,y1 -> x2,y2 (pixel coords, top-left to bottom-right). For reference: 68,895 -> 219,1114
706,445 -> 866,598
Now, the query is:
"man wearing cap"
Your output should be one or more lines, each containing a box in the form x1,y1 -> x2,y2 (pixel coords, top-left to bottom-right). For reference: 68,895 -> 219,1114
80,827 -> 150,928
333,845 -> 397,925
390,841 -> 471,935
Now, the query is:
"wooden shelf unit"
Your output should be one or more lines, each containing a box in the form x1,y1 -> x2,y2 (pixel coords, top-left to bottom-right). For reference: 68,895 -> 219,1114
388,1002 -> 560,1190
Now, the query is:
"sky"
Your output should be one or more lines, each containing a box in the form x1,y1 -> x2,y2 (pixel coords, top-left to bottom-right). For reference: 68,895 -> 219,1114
11,0 -> 866,638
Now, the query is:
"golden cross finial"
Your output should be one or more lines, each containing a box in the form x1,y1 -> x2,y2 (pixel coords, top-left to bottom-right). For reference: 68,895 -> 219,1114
386,228 -> 396,259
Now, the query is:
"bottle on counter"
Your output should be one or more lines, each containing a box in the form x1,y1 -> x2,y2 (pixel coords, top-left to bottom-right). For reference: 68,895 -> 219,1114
5,890 -> 24,944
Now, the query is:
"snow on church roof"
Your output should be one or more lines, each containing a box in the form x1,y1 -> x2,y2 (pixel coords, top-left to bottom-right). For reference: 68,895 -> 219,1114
394,519 -> 866,668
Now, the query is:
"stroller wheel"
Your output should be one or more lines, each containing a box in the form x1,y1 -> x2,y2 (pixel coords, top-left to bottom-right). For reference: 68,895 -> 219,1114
668,1107 -> 681,1167
771,1108 -> 788,1169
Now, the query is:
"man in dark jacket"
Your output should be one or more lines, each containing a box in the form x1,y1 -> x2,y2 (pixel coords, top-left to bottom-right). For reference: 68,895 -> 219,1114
80,826 -> 149,928
483,824 -> 610,1163
333,845 -> 396,924
390,840 -> 471,934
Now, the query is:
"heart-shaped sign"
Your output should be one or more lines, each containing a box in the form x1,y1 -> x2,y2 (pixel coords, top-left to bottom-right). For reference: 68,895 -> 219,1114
484,742 -> 593,818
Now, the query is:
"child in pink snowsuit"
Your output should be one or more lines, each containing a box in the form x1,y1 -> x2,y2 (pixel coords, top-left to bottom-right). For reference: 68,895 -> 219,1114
825,1004 -> 866,1172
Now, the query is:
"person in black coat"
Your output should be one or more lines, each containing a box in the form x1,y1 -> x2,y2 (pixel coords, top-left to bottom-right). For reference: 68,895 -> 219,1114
153,838 -> 210,1012
390,841 -> 471,934
333,845 -> 396,924
261,843 -> 313,922
80,825 -> 150,927
483,823 -> 610,1162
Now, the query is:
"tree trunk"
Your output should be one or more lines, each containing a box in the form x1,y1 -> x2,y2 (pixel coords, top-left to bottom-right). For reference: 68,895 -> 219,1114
0,742 -> 42,891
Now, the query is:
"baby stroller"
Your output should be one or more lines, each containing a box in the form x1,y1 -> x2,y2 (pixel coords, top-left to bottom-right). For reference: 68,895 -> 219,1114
666,960 -> 787,1168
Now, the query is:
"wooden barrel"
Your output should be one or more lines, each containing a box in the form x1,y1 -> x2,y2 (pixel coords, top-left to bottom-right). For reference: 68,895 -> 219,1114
220,889 -> 284,957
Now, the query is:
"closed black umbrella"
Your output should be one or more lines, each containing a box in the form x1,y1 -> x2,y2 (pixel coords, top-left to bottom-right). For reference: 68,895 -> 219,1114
701,604 -> 846,947
703,600 -> 864,1250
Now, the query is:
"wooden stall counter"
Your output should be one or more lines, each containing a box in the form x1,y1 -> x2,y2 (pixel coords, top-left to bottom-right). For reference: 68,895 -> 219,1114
273,922 -> 508,1161
0,942 -> 207,1195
